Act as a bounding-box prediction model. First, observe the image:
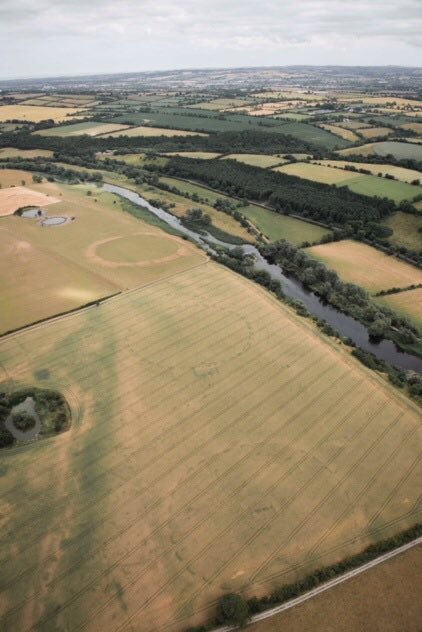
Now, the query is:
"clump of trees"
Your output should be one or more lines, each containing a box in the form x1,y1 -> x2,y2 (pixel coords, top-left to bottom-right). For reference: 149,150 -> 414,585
0,386 -> 70,448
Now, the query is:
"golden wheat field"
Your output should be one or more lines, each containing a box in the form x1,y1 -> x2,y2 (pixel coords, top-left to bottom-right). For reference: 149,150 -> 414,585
0,262 -> 420,632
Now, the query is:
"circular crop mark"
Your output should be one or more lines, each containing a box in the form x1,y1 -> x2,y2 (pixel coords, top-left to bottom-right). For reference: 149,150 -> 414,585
0,386 -> 71,449
86,232 -> 189,268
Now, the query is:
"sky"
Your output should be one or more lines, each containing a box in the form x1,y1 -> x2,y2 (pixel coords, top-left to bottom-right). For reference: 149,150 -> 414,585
1,0 -> 421,78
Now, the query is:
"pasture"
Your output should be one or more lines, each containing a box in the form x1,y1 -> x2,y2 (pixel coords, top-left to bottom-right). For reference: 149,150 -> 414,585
224,154 -> 287,168
306,240 -> 422,293
376,288 -> 422,328
239,204 -> 331,244
274,162 -> 422,202
338,141 -> 422,161
109,108 -> 346,147
0,262 -> 420,632
0,105 -> 84,123
34,122 -> 131,137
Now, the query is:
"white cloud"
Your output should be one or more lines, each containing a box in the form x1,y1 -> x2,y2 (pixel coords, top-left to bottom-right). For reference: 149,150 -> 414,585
0,0 -> 421,76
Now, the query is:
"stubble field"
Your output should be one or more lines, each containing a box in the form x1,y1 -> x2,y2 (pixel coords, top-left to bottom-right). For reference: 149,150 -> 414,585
307,240 -> 422,293
0,262 -> 420,632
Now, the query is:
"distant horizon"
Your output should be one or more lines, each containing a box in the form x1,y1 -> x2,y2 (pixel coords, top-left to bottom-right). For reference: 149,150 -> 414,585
1,0 -> 421,79
1,62 -> 422,83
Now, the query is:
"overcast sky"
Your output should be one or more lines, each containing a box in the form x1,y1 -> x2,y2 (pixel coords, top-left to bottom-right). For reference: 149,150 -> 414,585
1,0 -> 421,78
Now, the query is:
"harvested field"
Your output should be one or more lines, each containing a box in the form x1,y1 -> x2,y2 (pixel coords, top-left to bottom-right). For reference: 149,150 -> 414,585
34,122 -> 131,137
319,124 -> 360,142
314,160 -> 422,184
0,105 -> 84,122
357,127 -> 394,139
0,186 -> 59,217
400,122 -> 422,134
306,240 -> 422,293
376,288 -> 422,328
250,545 -> 422,632
224,154 -> 286,168
274,162 -> 359,185
164,152 -> 221,159
106,125 -> 207,137
239,204 -> 331,244
0,148 -> 53,160
0,172 -> 205,332
0,262 -> 420,632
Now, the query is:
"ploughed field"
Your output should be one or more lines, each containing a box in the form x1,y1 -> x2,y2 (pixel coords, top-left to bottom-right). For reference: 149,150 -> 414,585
0,262 -> 420,632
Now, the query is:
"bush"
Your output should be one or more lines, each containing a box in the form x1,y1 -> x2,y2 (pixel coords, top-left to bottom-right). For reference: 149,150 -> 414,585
217,593 -> 250,627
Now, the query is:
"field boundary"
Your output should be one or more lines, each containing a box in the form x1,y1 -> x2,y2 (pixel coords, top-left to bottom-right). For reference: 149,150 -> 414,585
212,535 -> 422,632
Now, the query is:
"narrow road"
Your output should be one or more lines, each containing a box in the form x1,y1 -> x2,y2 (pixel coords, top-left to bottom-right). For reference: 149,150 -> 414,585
215,535 -> 422,631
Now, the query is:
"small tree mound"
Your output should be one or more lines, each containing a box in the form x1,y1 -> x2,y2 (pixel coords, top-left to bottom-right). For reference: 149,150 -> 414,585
0,386 -> 71,448
217,593 -> 250,628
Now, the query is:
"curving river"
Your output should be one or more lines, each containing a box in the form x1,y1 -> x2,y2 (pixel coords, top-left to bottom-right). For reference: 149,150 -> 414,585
103,183 -> 422,373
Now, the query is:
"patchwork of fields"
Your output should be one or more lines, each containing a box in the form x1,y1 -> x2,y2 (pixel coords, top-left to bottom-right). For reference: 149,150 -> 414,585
0,262 -> 420,632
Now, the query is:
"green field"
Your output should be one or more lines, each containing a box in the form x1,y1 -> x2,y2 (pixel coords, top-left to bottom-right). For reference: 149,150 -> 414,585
109,107 -> 348,147
275,162 -> 422,202
384,212 -> 422,251
338,141 -> 422,161
0,262 -> 420,632
239,204 -> 331,244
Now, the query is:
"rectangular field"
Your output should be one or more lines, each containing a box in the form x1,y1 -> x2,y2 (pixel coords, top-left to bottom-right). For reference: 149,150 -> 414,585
0,105 -> 84,122
274,162 -> 422,202
0,262 -> 420,632
0,148 -> 53,160
357,127 -> 394,139
315,160 -> 422,184
376,288 -> 422,328
319,124 -> 360,142
239,204 -> 331,244
338,141 -> 422,161
306,240 -> 422,293
224,154 -> 287,168
106,125 -> 207,137
34,122 -> 131,137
